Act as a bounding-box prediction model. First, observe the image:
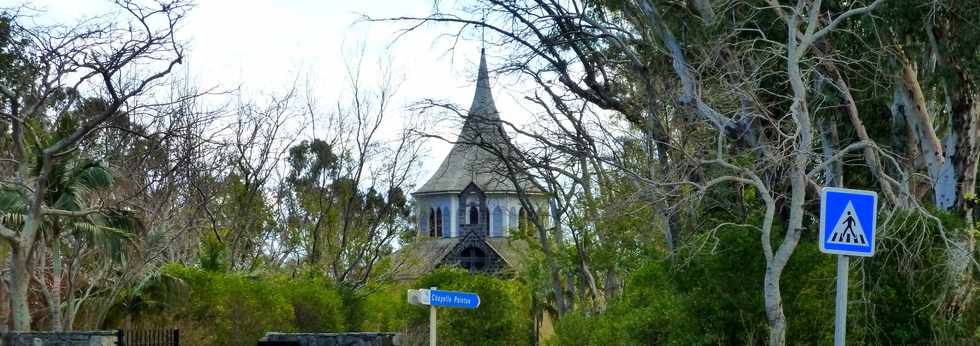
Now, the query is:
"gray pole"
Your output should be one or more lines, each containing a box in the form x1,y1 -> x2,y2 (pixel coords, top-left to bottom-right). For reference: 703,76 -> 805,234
430,287 -> 437,346
834,255 -> 849,346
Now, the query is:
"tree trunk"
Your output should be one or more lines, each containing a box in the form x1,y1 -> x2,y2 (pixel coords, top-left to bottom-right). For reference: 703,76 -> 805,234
576,155 -> 603,311
9,244 -> 31,331
763,265 -> 787,346
832,75 -> 901,205
63,248 -> 78,331
892,62 -> 949,207
0,266 -> 8,332
945,75 -> 978,317
769,18 -> 814,344
644,102 -> 676,253
818,117 -> 842,187
49,239 -> 63,331
603,269 -> 621,302
530,199 -> 565,317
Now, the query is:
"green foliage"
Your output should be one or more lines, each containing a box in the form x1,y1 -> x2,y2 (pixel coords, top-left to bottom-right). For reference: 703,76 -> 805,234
123,265 -> 348,345
413,268 -> 533,346
110,265 -> 534,345
548,260 -> 707,346
159,265 -> 294,345
281,138 -> 410,274
344,283 -> 412,332
284,277 -> 346,333
550,226 -> 778,345
0,187 -> 26,227
550,207 -> 978,345
853,210 -> 979,344
197,232 -> 229,272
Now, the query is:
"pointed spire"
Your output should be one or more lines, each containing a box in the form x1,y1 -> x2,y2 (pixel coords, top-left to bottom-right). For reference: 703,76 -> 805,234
412,49 -> 538,195
468,48 -> 498,117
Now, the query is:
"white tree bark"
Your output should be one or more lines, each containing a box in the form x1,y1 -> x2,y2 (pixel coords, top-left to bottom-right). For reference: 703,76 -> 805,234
891,61 -> 950,207
818,117 -> 843,187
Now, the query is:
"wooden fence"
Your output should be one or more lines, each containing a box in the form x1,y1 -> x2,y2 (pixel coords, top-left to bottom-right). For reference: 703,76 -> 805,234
116,329 -> 179,346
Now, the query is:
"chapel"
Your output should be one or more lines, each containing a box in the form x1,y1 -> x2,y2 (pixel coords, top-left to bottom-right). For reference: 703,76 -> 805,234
393,50 -> 551,279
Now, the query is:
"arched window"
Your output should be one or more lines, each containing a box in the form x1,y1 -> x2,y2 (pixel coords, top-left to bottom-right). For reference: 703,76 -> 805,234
435,208 -> 443,237
519,207 -> 529,232
442,207 -> 450,237
428,209 -> 436,237
469,205 -> 479,225
459,246 -> 487,272
492,206 -> 503,237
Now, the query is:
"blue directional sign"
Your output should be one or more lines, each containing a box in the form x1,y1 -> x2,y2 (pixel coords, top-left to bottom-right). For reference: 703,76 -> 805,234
429,289 -> 480,309
819,187 -> 877,257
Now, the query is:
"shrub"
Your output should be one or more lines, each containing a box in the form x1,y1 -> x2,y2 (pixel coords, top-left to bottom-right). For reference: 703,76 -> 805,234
411,268 -> 534,346
134,265 -> 348,345
355,283 -> 412,332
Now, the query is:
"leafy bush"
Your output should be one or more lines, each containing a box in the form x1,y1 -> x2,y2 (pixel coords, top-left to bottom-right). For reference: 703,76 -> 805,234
121,265 -> 348,345
284,277 -> 345,332
412,268 -> 534,346
852,210 -> 979,344
354,283 -> 412,332
549,208 -> 979,345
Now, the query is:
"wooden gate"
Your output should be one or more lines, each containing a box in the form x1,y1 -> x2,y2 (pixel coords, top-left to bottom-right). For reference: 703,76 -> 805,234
116,329 -> 179,346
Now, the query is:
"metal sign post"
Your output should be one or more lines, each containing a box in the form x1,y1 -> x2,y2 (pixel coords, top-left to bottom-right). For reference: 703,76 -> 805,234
407,287 -> 480,346
430,287 -> 437,346
819,187 -> 877,346
834,255 -> 848,346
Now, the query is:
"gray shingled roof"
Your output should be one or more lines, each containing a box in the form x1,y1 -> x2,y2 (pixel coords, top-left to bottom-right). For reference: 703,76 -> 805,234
414,50 -> 541,195
389,237 -> 532,281
389,238 -> 458,281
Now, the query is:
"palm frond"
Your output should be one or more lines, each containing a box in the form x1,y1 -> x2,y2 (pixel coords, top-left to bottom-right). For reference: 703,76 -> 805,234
71,218 -> 134,264
53,191 -> 82,211
1,213 -> 25,227
0,189 -> 27,213
72,161 -> 113,190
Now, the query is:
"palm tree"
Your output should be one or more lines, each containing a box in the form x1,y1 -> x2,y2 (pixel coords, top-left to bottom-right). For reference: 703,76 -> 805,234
0,155 -> 137,331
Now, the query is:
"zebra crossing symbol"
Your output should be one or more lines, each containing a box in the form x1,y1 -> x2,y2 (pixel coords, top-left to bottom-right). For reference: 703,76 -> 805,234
820,187 -> 877,257
827,203 -> 866,245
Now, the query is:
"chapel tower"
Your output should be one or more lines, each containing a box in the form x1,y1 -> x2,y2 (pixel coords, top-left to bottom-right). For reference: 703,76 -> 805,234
405,50 -> 550,274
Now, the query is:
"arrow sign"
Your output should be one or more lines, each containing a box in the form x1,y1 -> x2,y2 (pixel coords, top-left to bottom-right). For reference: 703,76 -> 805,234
429,289 -> 480,309
408,287 -> 480,346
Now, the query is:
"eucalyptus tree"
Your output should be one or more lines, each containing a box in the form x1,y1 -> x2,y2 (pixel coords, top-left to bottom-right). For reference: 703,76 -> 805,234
379,0 -> 894,344
278,51 -> 422,288
873,0 -> 980,318
217,86 -> 305,271
0,1 -> 190,330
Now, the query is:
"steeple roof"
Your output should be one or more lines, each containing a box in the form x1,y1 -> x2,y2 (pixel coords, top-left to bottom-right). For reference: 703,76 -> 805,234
414,50 -> 539,195
467,48 -> 498,121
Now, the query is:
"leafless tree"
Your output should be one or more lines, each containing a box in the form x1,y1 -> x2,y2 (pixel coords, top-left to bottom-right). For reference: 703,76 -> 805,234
0,0 -> 191,330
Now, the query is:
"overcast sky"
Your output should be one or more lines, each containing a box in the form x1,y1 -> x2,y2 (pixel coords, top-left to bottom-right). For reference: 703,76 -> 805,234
14,0 -> 534,188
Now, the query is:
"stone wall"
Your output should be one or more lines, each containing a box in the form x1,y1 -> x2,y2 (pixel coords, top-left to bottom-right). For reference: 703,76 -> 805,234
1,331 -> 117,346
259,332 -> 400,346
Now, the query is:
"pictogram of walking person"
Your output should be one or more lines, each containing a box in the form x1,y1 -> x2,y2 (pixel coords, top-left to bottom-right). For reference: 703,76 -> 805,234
836,211 -> 865,244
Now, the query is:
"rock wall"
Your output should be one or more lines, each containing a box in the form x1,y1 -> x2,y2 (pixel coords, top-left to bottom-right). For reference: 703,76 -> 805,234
2,331 -> 117,346
259,332 -> 400,346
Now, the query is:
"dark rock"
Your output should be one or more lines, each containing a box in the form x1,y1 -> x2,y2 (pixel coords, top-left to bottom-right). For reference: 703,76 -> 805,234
259,332 -> 400,346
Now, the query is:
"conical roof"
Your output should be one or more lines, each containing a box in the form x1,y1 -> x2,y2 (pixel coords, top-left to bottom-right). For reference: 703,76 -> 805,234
414,50 -> 538,195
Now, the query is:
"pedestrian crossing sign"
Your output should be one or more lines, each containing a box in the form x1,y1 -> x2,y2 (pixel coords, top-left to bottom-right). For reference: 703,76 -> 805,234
819,187 -> 877,257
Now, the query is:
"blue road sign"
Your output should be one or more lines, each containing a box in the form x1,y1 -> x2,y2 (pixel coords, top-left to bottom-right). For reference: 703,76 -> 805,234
429,289 -> 480,309
819,187 -> 877,257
